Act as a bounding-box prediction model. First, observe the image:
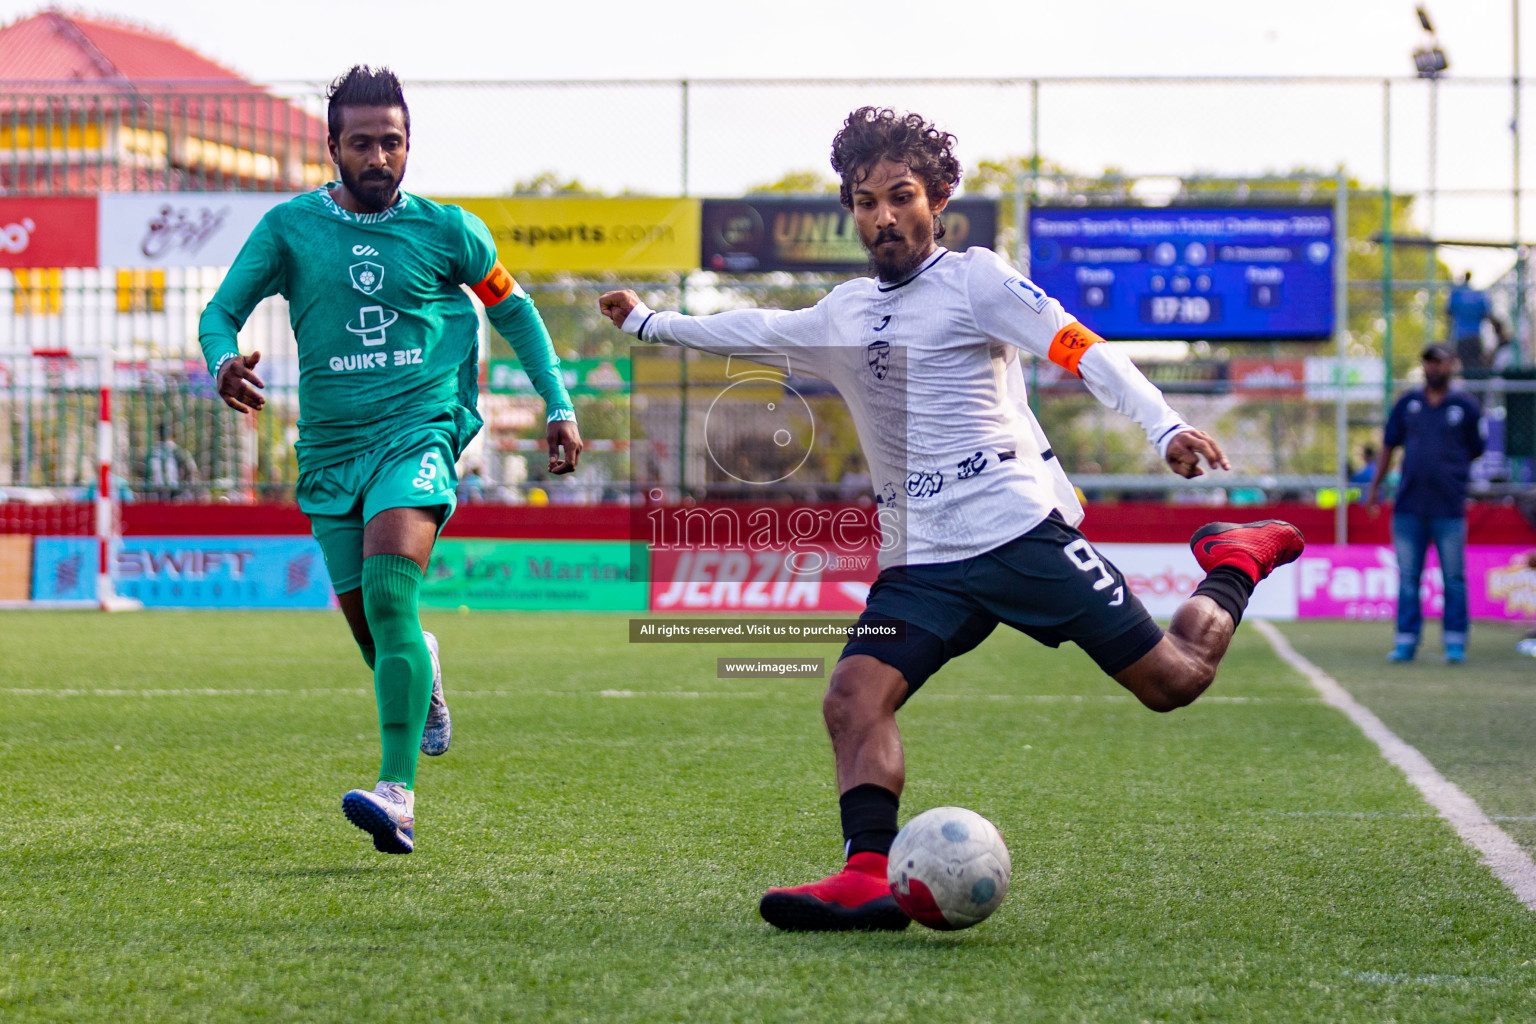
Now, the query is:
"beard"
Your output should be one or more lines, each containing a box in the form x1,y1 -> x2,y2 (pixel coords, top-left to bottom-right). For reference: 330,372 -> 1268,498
340,162 -> 403,213
863,220 -> 935,283
1425,369 -> 1452,390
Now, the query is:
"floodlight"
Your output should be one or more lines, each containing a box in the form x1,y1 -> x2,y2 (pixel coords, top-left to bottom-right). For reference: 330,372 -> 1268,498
1413,46 -> 1449,78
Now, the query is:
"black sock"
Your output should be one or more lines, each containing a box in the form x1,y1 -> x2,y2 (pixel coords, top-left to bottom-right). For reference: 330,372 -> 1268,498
840,783 -> 899,858
1193,565 -> 1257,627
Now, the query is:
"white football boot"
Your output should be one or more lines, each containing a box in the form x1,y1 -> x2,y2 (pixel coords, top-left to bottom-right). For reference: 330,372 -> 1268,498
420,630 -> 451,756
342,780 -> 415,854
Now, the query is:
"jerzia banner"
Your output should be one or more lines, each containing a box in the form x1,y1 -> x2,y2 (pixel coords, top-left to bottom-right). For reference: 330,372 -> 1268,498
700,197 -> 998,273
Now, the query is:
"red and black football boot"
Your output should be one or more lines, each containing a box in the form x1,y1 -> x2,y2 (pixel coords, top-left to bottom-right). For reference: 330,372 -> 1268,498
1189,519 -> 1306,584
758,852 -> 911,931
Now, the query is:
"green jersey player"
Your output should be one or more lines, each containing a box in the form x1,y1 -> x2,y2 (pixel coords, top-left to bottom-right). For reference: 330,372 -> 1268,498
199,66 -> 581,855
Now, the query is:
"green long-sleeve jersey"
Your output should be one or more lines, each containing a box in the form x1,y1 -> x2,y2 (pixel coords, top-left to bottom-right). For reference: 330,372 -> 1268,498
199,184 -> 573,472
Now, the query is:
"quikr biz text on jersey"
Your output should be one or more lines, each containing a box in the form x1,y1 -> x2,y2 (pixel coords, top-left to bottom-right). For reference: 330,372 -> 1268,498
328,349 -> 424,372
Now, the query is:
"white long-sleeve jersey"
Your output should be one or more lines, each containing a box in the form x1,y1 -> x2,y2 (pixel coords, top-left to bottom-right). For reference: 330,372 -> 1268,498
623,246 -> 1192,568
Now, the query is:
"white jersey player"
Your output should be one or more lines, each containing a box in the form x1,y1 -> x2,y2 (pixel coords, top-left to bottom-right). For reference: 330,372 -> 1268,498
601,106 -> 1304,932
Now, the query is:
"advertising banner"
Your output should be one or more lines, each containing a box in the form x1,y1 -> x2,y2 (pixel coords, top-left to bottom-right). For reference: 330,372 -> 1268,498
437,197 -> 700,274
1304,357 -> 1387,401
111,536 -> 331,608
700,197 -> 998,273
1094,543 -> 1299,621
1027,205 -> 1335,340
0,535 -> 32,601
649,547 -> 876,613
1295,544 -> 1536,622
423,539 -> 646,610
0,197 -> 98,268
1227,357 -> 1306,397
98,193 -> 300,268
488,356 -> 630,395
30,537 -> 95,602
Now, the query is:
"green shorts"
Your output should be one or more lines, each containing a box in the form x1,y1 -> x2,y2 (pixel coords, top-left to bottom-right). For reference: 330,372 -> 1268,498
297,426 -> 459,593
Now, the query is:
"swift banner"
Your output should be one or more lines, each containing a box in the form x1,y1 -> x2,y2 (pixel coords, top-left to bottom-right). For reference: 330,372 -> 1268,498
435,197 -> 701,273
98,192 -> 300,267
422,540 -> 647,610
29,536 -> 331,607
700,197 -> 998,273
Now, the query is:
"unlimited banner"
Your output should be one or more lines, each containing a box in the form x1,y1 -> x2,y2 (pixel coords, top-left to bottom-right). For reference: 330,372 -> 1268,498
435,197 -> 701,274
700,197 -> 998,273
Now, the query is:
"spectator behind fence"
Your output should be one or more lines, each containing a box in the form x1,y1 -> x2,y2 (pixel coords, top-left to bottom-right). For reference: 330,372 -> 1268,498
1366,344 -> 1487,664
1447,272 -> 1493,372
144,423 -> 199,502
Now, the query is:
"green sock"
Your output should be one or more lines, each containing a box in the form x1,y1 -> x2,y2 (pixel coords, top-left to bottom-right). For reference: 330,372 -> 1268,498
358,642 -> 376,671
360,554 -> 431,789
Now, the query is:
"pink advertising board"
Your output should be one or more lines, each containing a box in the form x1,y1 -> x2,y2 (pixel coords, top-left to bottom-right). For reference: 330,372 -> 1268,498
1295,544 -> 1536,621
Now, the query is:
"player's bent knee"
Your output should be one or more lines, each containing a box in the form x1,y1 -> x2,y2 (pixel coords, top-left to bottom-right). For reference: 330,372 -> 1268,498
823,656 -> 908,734
1117,640 -> 1214,712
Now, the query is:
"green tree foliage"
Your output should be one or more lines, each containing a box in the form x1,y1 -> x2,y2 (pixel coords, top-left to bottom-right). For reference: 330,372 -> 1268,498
506,171 -> 592,196
746,169 -> 839,195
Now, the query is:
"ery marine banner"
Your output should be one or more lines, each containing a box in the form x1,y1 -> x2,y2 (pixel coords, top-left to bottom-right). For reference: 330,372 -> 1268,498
435,197 -> 701,274
700,197 -> 998,273
422,540 -> 647,610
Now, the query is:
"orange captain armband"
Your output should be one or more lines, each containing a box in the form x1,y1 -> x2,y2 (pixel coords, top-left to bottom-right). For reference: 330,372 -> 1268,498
1047,322 -> 1103,377
471,262 -> 517,307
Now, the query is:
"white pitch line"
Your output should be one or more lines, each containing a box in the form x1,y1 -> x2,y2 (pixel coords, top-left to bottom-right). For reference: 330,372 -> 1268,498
1254,619 -> 1536,912
0,687 -> 1311,703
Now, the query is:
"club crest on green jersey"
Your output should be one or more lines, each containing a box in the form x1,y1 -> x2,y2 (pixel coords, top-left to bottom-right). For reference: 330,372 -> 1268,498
350,261 -> 385,296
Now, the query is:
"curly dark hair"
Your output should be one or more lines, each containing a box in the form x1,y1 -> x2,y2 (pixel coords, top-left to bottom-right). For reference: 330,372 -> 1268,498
830,106 -> 961,230
327,65 -> 410,140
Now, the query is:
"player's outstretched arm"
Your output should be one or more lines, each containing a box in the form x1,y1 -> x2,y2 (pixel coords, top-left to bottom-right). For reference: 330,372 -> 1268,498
473,265 -> 581,473
966,251 -> 1214,474
599,289 -> 643,329
598,289 -> 830,364
1163,428 -> 1229,479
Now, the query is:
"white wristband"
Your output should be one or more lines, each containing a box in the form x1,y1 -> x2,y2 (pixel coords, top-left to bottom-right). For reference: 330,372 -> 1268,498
1156,424 -> 1195,460
621,302 -> 657,339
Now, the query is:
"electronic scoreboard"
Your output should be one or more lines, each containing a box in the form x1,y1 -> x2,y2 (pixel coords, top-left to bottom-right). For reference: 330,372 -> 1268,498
1025,205 -> 1335,341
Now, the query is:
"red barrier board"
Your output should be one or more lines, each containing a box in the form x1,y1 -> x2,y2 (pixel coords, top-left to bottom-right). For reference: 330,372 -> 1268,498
99,501 -> 1536,547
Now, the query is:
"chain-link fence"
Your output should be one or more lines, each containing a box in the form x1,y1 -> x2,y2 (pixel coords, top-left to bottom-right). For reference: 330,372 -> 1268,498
2,75 -> 1534,505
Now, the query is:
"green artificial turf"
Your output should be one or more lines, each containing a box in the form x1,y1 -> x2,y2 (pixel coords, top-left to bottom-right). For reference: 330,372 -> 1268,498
2,611 -> 1535,1022
1278,618 -> 1536,860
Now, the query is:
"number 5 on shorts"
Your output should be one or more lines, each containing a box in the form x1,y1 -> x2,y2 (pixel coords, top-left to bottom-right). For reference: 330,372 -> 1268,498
412,451 -> 442,492
1064,538 -> 1125,607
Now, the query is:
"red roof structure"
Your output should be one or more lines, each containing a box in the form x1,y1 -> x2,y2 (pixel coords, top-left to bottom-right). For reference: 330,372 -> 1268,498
0,8 -> 328,193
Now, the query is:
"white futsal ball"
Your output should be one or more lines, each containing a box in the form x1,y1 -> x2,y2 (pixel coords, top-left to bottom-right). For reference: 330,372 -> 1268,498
887,806 -> 1011,930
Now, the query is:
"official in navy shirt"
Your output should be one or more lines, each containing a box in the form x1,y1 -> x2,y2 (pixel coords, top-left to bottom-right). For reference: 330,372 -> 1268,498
1366,344 -> 1486,663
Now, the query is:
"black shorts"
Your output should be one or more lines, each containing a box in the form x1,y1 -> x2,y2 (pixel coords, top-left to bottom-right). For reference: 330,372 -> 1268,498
840,512 -> 1164,699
